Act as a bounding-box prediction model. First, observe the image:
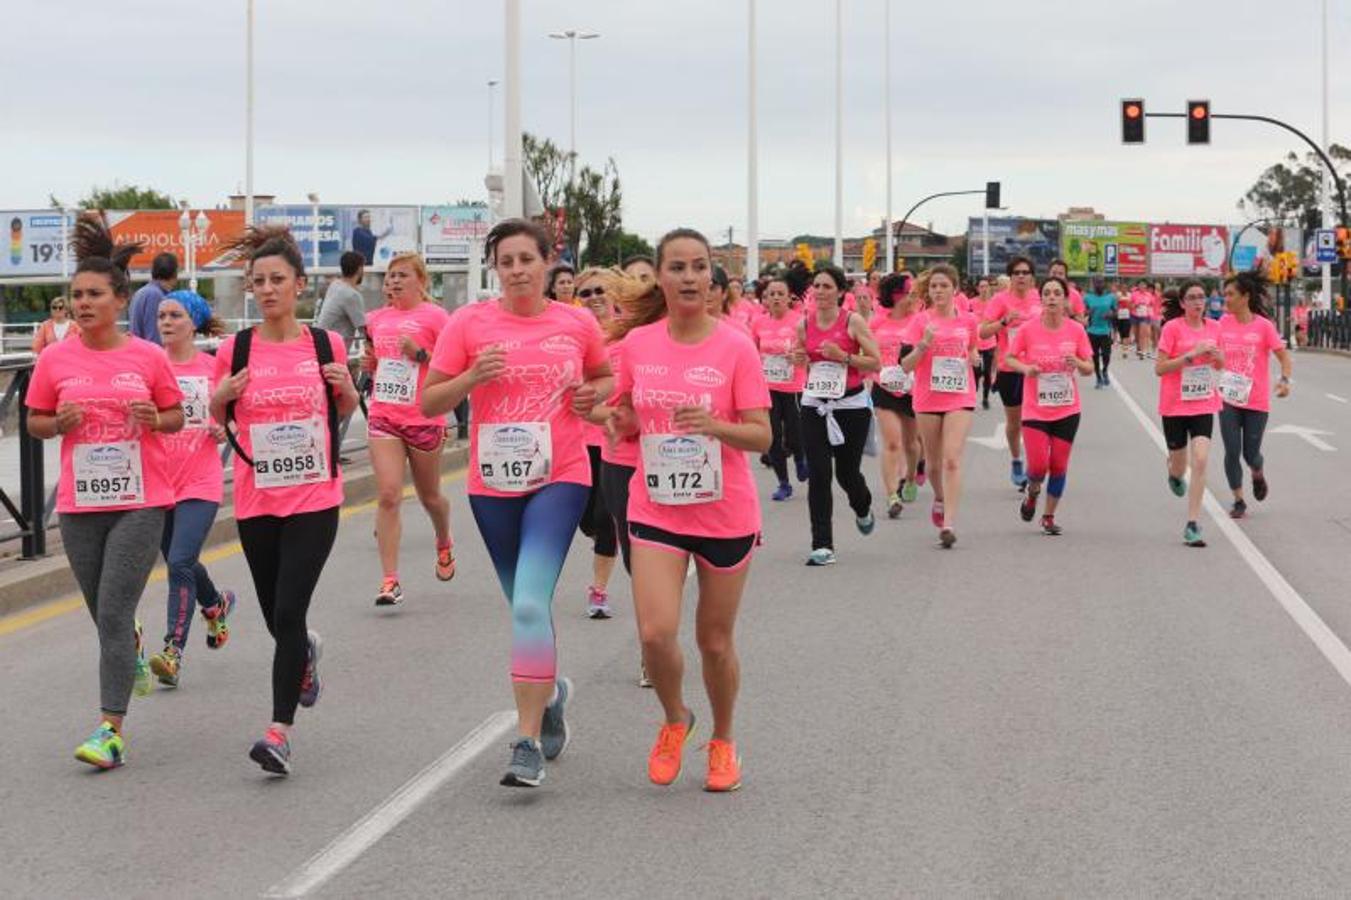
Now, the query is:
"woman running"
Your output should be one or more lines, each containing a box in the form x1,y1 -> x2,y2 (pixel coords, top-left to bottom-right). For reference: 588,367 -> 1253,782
1083,278 -> 1118,388
622,255 -> 657,287
422,218 -> 611,788
968,276 -> 998,409
1114,281 -> 1133,357
793,263 -> 882,566
1003,277 -> 1094,534
546,263 -> 576,305
870,272 -> 922,518
900,264 -> 980,549
1217,271 -> 1292,519
980,256 -> 1042,490
576,266 -> 623,618
1154,282 -> 1225,547
363,251 -> 455,607
751,276 -> 808,500
26,214 -> 185,769
606,227 -> 771,792
211,226 -> 359,775
146,291 -> 237,688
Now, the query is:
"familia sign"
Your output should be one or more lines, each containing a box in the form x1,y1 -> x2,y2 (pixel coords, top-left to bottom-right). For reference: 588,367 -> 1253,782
1148,224 -> 1230,277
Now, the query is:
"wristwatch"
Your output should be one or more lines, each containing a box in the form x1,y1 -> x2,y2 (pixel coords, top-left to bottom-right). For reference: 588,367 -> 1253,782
415,348 -> 429,364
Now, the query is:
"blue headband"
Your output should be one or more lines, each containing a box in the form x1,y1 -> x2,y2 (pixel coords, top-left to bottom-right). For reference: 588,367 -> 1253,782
164,290 -> 213,330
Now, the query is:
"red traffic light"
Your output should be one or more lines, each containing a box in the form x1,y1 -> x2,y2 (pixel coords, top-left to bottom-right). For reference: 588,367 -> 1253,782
1121,98 -> 1145,144
1187,99 -> 1210,144
1125,103 -> 1142,119
1191,105 -> 1207,119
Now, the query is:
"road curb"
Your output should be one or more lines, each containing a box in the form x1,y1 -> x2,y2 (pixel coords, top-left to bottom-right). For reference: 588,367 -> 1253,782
0,443 -> 469,622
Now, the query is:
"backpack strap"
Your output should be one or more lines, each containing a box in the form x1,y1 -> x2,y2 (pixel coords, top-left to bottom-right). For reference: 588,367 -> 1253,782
223,327 -> 255,468
309,326 -> 341,478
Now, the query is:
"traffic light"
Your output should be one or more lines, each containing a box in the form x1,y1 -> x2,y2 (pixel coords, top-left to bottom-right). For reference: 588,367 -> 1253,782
1187,100 -> 1210,144
985,181 -> 1001,209
1121,99 -> 1145,143
1338,226 -> 1350,260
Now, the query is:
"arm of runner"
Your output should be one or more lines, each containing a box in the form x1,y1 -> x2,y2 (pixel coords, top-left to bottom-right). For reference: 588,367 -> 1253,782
421,346 -> 506,417
900,324 -> 935,374
847,315 -> 883,373
673,405 -> 771,454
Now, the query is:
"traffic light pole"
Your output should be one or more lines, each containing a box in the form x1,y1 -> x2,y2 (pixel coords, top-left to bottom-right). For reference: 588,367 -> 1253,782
895,189 -> 986,272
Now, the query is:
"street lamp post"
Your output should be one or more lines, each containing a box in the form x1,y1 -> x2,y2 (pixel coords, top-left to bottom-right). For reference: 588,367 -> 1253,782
192,211 -> 209,293
1321,0 -> 1333,309
504,0 -> 523,219
244,0 -> 254,227
487,78 -> 500,172
306,192 -> 321,272
884,0 -> 893,273
548,29 -> 600,190
747,0 -> 759,281
179,207 -> 192,290
833,0 -> 843,266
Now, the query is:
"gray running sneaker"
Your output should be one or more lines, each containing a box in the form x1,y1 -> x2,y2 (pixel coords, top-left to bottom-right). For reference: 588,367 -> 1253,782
500,737 -> 545,787
299,631 -> 323,708
540,677 -> 573,761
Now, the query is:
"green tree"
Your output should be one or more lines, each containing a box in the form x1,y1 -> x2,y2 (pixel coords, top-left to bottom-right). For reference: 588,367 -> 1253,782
1239,145 -> 1351,231
522,133 -> 571,213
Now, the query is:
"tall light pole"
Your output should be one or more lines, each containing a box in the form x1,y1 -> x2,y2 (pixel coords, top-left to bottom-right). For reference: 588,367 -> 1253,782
1321,0 -> 1332,309
746,0 -> 759,281
487,78 -> 500,172
244,0 -> 254,226
883,0 -> 893,273
504,0 -> 523,218
306,192 -> 321,272
548,29 -> 600,189
833,0 -> 844,265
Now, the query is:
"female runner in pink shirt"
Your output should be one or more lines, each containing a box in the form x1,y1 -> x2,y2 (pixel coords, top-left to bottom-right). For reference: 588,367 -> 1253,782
26,214 -> 185,769
145,291 -> 238,688
980,255 -> 1042,491
870,272 -> 922,517
362,251 -> 455,606
607,227 -> 771,793
900,263 -> 981,548
751,275 -> 808,500
969,276 -> 999,409
422,219 -> 611,788
1217,271 -> 1292,519
1002,277 -> 1094,535
211,227 -> 360,775
1154,282 -> 1225,547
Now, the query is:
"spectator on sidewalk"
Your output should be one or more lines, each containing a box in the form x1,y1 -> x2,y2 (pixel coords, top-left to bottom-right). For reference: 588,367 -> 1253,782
31,295 -> 81,354
128,253 -> 179,344
316,251 -> 368,352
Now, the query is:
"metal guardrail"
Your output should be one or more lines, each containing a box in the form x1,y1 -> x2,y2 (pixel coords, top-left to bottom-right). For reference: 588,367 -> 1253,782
1308,310 -> 1351,351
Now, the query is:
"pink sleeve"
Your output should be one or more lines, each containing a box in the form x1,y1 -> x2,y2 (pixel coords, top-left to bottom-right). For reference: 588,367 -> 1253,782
1266,318 -> 1285,351
1076,324 -> 1092,358
1008,326 -> 1026,359
1157,321 -> 1178,357
984,297 -> 1006,322
327,329 -> 348,366
581,315 -> 607,372
611,337 -> 632,399
430,308 -> 469,377
25,353 -> 57,411
733,336 -> 771,412
149,352 -> 184,408
213,336 -> 234,381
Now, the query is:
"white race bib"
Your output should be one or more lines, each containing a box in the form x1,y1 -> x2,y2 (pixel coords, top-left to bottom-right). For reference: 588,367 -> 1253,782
478,422 -> 551,492
1117,307 -> 1131,320
72,441 -> 145,508
761,354 -> 794,384
250,417 -> 330,489
640,434 -> 722,505
1217,370 -> 1254,406
879,365 -> 913,394
1036,372 -> 1075,407
930,356 -> 969,394
1134,304 -> 1151,318
804,361 -> 847,399
176,376 -> 210,429
1180,365 -> 1215,402
373,357 -> 418,406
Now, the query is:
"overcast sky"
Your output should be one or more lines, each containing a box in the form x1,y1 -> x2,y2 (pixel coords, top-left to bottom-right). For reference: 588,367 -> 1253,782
4,1 -> 1347,244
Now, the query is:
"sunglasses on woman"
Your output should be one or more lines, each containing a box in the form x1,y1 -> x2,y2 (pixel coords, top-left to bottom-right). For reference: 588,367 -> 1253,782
577,287 -> 605,299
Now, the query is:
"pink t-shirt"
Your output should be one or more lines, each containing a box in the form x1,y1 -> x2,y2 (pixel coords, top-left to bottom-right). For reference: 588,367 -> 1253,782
365,301 -> 453,428
983,289 -> 1042,372
1007,317 -> 1092,422
614,319 -> 770,539
599,340 -> 639,467
1156,316 -> 1223,417
752,310 -> 806,393
870,312 -> 916,397
27,337 -> 183,514
968,298 -> 998,350
730,298 -> 763,330
430,299 -> 607,497
161,351 -> 224,504
583,343 -> 623,448
803,309 -> 864,391
1217,313 -> 1284,412
1067,286 -> 1086,318
214,328 -> 347,520
901,310 -> 980,413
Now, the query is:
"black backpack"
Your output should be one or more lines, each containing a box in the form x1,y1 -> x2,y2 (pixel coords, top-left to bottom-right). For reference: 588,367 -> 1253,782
223,326 -> 340,478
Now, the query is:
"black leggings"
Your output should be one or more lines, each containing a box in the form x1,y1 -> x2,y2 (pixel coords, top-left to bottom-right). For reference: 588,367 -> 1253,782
579,446 -> 617,558
237,507 -> 339,724
599,460 -> 635,574
1089,333 -> 1113,379
801,402 -> 873,550
768,390 -> 805,484
1219,404 -> 1269,490
977,349 -> 996,403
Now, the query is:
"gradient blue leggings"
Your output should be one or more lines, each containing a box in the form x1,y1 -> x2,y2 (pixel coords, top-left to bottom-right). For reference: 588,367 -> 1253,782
469,482 -> 589,684
160,500 -> 222,651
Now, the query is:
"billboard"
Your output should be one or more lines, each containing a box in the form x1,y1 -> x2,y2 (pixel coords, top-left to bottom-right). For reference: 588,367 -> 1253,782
1149,224 -> 1230,277
1229,225 -> 1302,274
420,205 -> 491,265
106,210 -> 247,272
3,210 -> 73,277
1060,221 -> 1149,278
255,205 -> 418,269
966,218 -> 1061,275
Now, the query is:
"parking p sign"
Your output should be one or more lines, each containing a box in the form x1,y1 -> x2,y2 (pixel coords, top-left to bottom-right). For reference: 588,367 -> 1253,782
1316,228 -> 1338,263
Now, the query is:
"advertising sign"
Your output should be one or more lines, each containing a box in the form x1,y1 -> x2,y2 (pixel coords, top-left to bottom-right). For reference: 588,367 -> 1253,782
420,205 -> 490,265
2,210 -> 72,277
105,210 -> 247,272
1060,221 -> 1149,278
1149,224 -> 1230,277
256,205 -> 418,269
1228,224 -> 1302,273
966,218 -> 1061,275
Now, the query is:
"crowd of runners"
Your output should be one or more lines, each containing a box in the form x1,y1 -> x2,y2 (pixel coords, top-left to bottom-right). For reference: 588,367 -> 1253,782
24,213 -> 1295,790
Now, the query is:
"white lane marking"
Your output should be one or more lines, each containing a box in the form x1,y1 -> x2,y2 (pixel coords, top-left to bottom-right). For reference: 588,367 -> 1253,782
1269,424 -> 1337,452
263,710 -> 516,898
969,423 -> 1007,450
1326,393 -> 1349,404
1109,379 -> 1351,689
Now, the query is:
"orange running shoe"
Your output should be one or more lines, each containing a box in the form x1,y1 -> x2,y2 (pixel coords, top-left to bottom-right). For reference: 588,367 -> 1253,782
647,711 -> 696,786
435,547 -> 456,582
704,739 -> 742,792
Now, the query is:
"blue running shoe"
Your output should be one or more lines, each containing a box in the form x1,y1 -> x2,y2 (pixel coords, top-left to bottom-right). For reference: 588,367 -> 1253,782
772,482 -> 792,502
249,727 -> 291,776
856,511 -> 876,535
298,631 -> 322,708
1168,475 -> 1186,497
501,737 -> 545,787
805,548 -> 837,567
540,677 -> 573,761
74,722 -> 125,770
1010,459 -> 1027,488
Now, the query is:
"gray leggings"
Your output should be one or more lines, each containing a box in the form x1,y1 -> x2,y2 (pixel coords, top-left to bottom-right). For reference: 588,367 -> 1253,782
60,508 -> 166,716
1219,404 -> 1269,491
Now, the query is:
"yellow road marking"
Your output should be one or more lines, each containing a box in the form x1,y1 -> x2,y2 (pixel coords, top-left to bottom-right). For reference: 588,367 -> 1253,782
0,468 -> 467,639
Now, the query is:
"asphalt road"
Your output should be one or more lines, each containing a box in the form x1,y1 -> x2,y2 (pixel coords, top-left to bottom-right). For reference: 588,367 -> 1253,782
4,347 -> 1351,898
